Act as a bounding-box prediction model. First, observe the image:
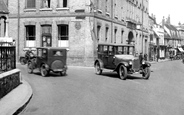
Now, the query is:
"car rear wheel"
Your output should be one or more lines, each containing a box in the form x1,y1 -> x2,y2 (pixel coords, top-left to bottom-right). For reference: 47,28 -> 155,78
41,65 -> 48,77
142,67 -> 150,79
27,62 -> 33,73
118,65 -> 127,80
95,62 -> 102,75
60,71 -> 66,76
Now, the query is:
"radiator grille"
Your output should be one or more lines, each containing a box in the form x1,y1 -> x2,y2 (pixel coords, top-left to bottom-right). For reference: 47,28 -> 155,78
132,59 -> 140,71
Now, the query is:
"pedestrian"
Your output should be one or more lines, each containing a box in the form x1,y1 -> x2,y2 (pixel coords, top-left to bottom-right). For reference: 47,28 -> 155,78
144,53 -> 147,61
139,53 -> 143,64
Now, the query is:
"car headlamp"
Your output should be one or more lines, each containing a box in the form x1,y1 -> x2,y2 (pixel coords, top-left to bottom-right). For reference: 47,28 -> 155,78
142,60 -> 145,64
129,61 -> 132,65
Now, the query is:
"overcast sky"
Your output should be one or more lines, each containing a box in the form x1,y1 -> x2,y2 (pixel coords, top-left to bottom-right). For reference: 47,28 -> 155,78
149,0 -> 184,25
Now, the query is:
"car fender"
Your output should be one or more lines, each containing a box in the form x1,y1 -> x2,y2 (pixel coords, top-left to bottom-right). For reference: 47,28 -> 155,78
142,61 -> 151,67
41,63 -> 50,70
114,62 -> 129,72
94,59 -> 104,69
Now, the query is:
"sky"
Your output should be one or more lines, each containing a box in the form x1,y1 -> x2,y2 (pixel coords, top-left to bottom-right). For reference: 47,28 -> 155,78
149,0 -> 184,25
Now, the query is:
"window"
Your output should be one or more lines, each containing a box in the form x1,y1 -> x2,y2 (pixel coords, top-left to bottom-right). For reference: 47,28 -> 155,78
25,25 -> 36,47
105,0 -> 108,12
97,25 -> 101,42
58,25 -> 68,40
114,29 -> 117,43
26,0 -> 36,9
58,25 -> 69,47
105,27 -> 109,42
121,30 -> 124,43
57,0 -> 68,8
41,0 -> 51,8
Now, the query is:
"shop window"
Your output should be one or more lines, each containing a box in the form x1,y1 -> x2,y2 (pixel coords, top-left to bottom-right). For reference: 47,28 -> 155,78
25,25 -> 36,47
41,0 -> 51,8
58,24 -> 69,47
26,0 -> 36,9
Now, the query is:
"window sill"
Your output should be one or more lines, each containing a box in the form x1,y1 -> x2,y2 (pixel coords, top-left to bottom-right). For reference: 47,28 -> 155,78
97,9 -> 102,14
24,8 -> 36,12
39,8 -> 53,11
56,7 -> 69,11
105,12 -> 110,17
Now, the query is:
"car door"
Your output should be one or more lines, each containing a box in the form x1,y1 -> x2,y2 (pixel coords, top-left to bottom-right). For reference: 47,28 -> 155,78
106,46 -> 116,69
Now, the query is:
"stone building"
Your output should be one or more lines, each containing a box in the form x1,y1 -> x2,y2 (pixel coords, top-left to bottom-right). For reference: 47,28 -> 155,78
7,0 -> 149,66
0,0 -> 9,37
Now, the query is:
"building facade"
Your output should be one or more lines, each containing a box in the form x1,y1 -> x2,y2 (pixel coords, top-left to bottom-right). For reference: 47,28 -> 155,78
0,0 -> 9,37
8,0 -> 149,66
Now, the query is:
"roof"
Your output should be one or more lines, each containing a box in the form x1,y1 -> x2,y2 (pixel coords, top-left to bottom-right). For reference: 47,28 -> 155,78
164,24 -> 180,39
0,0 -> 9,14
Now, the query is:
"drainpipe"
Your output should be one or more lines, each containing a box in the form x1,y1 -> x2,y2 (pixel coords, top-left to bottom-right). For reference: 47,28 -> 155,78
141,0 -> 144,54
111,0 -> 113,43
17,0 -> 20,60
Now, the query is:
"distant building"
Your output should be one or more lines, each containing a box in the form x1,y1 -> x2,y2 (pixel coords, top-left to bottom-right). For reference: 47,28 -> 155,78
8,0 -> 149,66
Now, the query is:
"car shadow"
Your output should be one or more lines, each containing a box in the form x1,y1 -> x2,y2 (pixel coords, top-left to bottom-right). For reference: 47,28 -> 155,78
33,71 -> 67,77
100,72 -> 144,80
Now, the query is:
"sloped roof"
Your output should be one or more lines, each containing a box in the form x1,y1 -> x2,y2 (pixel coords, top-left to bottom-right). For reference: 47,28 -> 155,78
164,24 -> 180,39
0,0 -> 9,14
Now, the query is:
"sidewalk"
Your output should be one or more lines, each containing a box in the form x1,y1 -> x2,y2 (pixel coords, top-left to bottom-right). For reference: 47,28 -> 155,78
0,80 -> 33,115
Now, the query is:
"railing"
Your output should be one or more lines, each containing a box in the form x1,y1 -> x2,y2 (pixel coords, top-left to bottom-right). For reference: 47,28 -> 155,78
0,46 -> 16,73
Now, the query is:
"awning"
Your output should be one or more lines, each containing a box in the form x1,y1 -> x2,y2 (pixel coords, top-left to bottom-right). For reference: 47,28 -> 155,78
178,47 -> 184,52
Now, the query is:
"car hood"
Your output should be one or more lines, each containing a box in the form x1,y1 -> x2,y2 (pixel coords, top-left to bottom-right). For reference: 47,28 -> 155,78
114,55 -> 138,60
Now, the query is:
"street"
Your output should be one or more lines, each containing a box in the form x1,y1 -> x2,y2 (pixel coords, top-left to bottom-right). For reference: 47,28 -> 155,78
18,60 -> 184,115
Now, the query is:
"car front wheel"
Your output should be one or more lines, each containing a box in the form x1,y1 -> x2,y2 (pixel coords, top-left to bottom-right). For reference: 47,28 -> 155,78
142,67 -> 151,79
118,65 -> 127,80
95,62 -> 102,75
27,62 -> 33,73
41,65 -> 48,77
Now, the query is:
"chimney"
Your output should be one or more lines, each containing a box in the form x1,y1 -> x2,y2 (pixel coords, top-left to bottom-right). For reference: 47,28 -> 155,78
167,14 -> 170,24
162,16 -> 165,26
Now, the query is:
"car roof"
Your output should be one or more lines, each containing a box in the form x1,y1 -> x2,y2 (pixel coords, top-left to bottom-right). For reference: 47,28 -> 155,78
98,43 -> 134,47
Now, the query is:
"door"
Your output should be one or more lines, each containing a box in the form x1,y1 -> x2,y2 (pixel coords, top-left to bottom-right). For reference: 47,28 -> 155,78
42,34 -> 52,47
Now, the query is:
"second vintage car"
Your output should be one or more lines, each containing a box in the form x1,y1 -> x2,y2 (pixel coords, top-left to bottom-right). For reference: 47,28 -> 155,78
94,43 -> 151,80
27,47 -> 68,77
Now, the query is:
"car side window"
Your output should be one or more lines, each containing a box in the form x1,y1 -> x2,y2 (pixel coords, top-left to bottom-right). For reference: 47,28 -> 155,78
53,51 -> 63,56
109,46 -> 114,55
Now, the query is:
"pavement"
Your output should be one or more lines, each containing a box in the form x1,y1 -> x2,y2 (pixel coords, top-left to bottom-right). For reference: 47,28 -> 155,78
0,80 -> 33,115
0,58 -> 171,115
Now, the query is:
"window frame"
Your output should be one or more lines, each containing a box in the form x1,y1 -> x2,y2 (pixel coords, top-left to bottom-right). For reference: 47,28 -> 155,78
58,24 -> 69,41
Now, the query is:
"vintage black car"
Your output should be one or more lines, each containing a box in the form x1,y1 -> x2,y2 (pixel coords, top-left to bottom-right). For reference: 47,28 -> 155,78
94,43 -> 151,80
27,47 -> 68,77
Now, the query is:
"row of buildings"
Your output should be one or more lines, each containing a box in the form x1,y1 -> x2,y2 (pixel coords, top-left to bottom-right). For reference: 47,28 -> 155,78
0,0 -> 184,66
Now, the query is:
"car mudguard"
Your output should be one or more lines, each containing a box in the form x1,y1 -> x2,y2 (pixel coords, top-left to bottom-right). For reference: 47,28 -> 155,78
94,59 -> 104,69
114,62 -> 129,72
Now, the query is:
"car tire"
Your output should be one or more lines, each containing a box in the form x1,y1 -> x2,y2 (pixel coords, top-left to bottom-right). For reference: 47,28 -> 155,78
60,71 -> 66,76
118,65 -> 127,80
142,67 -> 151,79
20,57 -> 26,65
27,62 -> 33,74
41,65 -> 48,77
95,61 -> 102,75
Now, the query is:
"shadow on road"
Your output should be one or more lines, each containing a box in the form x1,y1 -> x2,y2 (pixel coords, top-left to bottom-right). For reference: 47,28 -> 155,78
32,71 -> 67,77
100,72 -> 144,80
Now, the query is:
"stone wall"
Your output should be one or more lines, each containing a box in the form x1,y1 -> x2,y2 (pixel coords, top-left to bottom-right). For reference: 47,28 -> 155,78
0,69 -> 21,99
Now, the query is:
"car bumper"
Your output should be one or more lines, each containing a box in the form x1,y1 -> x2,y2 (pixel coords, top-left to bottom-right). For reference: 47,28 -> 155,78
52,66 -> 67,72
